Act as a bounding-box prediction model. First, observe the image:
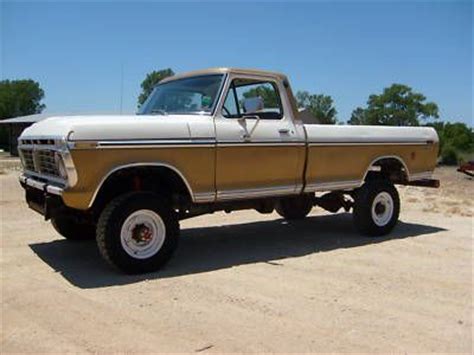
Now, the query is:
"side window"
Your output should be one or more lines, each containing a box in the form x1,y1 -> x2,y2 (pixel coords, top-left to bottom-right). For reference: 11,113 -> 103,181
221,79 -> 283,120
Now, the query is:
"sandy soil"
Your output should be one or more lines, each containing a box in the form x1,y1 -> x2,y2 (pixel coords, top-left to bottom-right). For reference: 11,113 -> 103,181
1,167 -> 472,353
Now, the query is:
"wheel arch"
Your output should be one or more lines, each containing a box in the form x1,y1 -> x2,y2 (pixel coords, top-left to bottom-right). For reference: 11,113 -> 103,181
362,155 -> 410,183
89,163 -> 195,210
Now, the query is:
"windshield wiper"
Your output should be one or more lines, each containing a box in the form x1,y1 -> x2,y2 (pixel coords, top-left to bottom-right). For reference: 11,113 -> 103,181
149,109 -> 168,116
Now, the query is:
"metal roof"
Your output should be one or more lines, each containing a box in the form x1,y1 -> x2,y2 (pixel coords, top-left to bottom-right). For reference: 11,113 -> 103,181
160,67 -> 289,84
0,113 -> 55,124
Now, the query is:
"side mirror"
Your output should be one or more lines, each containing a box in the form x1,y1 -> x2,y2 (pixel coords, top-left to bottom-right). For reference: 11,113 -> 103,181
237,116 -> 246,125
242,97 -> 264,113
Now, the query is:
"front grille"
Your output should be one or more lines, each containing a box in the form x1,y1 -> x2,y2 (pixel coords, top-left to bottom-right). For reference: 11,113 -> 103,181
20,139 -> 55,146
36,150 -> 60,177
20,148 -> 61,179
21,149 -> 35,171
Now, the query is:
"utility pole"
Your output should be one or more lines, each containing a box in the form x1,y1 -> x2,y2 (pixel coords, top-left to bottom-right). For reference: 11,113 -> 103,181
119,63 -> 124,114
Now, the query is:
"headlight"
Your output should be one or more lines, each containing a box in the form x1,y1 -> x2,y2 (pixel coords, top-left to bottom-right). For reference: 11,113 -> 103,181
54,152 -> 68,180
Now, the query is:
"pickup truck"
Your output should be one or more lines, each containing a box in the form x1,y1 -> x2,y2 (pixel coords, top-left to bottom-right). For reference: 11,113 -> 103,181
18,68 -> 440,274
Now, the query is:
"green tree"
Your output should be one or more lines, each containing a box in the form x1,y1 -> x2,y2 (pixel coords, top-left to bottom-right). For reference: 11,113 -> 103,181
427,122 -> 474,153
242,85 -> 280,108
137,68 -> 174,107
0,79 -> 46,119
348,107 -> 367,125
296,91 -> 337,124
349,84 -> 439,126
440,122 -> 474,152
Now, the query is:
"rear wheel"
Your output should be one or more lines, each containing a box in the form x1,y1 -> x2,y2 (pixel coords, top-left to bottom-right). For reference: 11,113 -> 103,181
96,192 -> 179,274
352,179 -> 400,236
276,194 -> 313,220
51,215 -> 96,241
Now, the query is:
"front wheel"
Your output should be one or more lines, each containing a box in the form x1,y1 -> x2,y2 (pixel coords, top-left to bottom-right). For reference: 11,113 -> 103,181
352,179 -> 400,236
96,192 -> 179,274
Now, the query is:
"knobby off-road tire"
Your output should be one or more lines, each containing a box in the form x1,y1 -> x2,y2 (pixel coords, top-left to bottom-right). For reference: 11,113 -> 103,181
276,194 -> 313,220
352,179 -> 400,236
51,215 -> 96,241
96,192 -> 179,274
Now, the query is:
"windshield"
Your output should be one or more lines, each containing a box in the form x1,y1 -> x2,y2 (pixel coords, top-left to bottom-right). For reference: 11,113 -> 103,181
138,74 -> 224,115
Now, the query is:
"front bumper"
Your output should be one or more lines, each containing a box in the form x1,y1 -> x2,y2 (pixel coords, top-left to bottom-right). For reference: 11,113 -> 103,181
19,174 -> 65,219
19,174 -> 64,195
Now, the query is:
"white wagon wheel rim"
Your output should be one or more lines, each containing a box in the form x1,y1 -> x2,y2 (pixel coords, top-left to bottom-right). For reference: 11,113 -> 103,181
371,191 -> 394,227
120,209 -> 166,259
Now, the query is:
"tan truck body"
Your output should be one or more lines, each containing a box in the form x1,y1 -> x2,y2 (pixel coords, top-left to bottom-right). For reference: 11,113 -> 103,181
17,68 -> 439,273
19,68 -> 438,211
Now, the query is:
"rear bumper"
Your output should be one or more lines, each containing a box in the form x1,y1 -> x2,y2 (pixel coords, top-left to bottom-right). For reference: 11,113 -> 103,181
404,178 -> 440,188
19,174 -> 65,219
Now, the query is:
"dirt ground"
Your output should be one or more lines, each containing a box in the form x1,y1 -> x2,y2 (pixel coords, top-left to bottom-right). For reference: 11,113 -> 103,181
1,166 -> 472,353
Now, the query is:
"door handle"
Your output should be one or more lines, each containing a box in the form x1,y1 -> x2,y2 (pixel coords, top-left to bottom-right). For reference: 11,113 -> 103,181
278,128 -> 290,134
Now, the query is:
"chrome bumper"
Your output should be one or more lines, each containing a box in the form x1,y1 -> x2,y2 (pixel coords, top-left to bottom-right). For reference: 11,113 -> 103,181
19,174 -> 64,196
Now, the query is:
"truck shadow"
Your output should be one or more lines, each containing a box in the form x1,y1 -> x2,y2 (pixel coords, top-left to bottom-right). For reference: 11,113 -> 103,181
29,213 -> 445,289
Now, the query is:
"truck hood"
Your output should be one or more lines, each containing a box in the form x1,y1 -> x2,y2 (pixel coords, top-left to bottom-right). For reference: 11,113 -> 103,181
20,114 -> 212,141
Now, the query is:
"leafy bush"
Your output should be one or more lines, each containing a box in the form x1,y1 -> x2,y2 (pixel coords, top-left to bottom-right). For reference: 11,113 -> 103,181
428,122 -> 474,154
440,145 -> 459,165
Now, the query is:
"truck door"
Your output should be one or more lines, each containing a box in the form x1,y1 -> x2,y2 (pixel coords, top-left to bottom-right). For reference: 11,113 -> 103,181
214,74 -> 306,200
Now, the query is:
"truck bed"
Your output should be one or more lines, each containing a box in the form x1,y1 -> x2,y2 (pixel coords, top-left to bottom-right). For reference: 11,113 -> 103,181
302,124 -> 438,192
